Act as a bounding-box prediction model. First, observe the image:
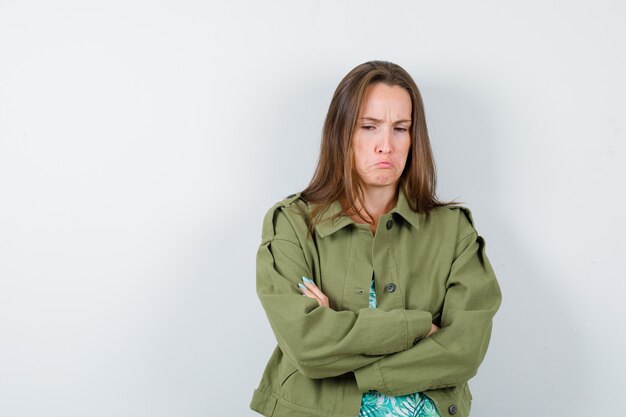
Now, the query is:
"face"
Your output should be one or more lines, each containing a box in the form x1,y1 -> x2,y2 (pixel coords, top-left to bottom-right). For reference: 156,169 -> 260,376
352,82 -> 412,191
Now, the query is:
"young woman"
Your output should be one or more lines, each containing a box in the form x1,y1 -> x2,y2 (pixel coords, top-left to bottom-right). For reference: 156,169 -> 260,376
250,60 -> 502,417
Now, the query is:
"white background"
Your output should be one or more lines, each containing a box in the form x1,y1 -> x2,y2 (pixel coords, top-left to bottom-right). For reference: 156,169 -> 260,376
1,1 -> 624,416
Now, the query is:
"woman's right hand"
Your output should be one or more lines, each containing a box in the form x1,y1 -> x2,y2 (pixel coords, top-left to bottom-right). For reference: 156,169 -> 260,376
428,324 -> 440,337
298,276 -> 331,309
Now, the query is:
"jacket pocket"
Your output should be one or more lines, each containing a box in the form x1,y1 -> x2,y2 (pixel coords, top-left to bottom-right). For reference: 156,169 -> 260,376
279,365 -> 343,413
279,359 -> 299,389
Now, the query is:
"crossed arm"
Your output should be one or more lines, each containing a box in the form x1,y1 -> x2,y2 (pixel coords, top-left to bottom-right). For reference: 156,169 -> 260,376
256,204 -> 502,393
298,277 -> 440,336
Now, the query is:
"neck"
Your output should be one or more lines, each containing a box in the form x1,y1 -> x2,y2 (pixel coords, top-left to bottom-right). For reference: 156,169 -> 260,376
346,183 -> 399,224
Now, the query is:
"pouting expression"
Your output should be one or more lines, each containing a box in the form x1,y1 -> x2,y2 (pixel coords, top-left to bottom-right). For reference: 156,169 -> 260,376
352,83 -> 412,191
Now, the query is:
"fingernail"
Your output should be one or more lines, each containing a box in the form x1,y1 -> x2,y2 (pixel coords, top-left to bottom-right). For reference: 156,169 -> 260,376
301,276 -> 314,284
297,283 -> 306,290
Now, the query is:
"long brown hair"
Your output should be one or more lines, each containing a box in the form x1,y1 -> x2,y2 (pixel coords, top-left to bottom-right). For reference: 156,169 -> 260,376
300,60 -> 460,237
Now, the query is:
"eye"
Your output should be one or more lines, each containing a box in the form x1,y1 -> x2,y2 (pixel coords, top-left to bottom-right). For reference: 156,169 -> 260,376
361,125 -> 376,130
394,127 -> 409,132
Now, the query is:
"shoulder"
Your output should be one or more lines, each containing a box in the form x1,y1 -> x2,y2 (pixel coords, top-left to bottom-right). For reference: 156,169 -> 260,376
263,192 -> 308,219
260,192 -> 309,244
426,204 -> 478,240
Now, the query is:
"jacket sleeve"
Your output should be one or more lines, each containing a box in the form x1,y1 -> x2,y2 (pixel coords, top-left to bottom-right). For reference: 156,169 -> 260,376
353,208 -> 502,396
256,202 -> 433,379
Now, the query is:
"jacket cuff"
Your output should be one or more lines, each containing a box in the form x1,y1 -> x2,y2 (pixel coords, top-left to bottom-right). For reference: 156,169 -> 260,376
354,360 -> 383,393
401,310 -> 433,349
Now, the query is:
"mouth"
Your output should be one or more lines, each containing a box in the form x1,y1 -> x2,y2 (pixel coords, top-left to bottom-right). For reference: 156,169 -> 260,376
374,161 -> 393,168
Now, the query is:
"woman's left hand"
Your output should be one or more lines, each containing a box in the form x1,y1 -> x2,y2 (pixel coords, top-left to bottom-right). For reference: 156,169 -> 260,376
298,276 -> 331,308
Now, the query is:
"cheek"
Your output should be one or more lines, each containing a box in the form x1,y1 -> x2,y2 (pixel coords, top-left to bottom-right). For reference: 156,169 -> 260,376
353,142 -> 369,169
396,138 -> 411,159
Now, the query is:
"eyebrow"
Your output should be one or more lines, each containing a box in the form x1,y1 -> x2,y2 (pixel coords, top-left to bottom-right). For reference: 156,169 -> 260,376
359,117 -> 412,124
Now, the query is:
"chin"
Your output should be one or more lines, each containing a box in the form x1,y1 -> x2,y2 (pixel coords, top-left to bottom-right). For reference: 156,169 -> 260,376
365,176 -> 400,187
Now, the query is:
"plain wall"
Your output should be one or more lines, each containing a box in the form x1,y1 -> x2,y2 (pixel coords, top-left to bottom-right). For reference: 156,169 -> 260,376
1,1 -> 624,416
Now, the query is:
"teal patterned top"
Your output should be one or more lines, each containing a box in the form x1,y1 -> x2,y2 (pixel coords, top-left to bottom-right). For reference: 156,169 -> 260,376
359,277 -> 441,417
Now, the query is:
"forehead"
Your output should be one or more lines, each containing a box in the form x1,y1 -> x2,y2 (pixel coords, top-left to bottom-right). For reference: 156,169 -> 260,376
359,83 -> 412,117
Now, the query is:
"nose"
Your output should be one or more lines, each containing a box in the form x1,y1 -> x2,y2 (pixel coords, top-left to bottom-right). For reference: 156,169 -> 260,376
376,127 -> 392,154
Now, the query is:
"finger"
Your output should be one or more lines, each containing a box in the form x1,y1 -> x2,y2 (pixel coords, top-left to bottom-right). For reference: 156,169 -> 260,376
300,277 -> 323,299
302,281 -> 327,301
298,283 -> 320,301
428,324 -> 440,336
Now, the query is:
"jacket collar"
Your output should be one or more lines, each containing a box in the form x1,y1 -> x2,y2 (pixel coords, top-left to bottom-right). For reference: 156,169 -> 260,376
314,185 -> 420,238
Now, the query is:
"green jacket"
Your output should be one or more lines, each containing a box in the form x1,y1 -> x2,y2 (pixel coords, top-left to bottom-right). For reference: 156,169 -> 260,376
250,186 -> 502,417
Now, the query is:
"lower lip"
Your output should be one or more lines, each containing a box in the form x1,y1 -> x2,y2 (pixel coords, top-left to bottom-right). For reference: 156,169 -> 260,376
375,163 -> 392,168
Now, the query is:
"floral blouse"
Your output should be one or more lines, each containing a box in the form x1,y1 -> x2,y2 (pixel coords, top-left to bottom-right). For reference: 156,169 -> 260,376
358,277 -> 441,417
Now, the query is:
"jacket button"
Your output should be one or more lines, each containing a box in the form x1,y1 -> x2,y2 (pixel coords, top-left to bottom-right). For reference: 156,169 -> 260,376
412,336 -> 423,345
386,219 -> 393,230
448,404 -> 458,414
385,283 -> 396,292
